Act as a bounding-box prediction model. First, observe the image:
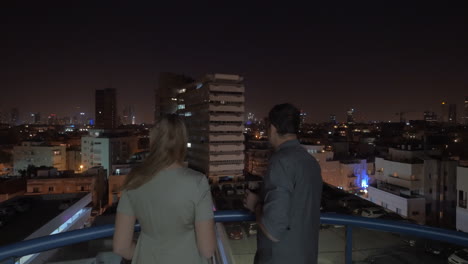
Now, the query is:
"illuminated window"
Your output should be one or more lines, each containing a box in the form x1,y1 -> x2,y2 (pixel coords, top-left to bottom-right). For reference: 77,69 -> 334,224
187,142 -> 192,148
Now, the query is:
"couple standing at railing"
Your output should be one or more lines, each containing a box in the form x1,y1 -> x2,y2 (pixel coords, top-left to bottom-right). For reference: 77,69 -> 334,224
112,103 -> 323,264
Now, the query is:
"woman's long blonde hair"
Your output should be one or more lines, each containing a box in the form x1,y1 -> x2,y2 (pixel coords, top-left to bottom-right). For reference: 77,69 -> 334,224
121,114 -> 187,190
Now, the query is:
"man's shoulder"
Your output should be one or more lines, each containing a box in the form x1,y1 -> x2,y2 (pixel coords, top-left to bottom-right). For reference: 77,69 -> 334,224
273,144 -> 313,161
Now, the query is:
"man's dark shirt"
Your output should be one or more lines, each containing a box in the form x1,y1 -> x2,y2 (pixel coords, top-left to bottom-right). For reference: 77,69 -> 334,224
255,139 -> 323,264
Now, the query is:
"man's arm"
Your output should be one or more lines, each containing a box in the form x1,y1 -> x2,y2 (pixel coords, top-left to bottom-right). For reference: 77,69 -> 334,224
255,203 -> 279,242
259,158 -> 293,242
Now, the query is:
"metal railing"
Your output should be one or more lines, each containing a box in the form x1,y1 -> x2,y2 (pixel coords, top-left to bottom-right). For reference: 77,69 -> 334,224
1,211 -> 468,264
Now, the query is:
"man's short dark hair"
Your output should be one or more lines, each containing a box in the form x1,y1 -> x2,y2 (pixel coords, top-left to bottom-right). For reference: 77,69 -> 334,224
268,103 -> 300,135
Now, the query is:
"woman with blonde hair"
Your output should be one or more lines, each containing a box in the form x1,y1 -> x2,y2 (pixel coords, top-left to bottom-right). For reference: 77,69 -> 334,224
113,114 -> 215,263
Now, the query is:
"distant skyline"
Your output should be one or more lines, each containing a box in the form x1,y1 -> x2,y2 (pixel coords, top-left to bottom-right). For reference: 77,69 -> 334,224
1,2 -> 467,123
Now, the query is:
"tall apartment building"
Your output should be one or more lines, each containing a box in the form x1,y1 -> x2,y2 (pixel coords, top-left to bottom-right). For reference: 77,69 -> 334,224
449,103 -> 457,124
441,101 -> 449,123
154,72 -> 194,123
11,108 -> 20,126
95,88 -> 118,129
13,141 -> 67,175
81,129 -> 139,177
456,165 -> 468,232
177,73 -> 245,184
423,111 -> 437,122
369,146 -> 457,227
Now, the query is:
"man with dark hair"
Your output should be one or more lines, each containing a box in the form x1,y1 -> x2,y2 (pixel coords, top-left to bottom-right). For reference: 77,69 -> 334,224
244,103 -> 323,264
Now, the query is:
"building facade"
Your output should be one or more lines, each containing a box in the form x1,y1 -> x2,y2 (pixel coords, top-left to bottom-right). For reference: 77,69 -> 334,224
95,88 -> 118,129
302,144 -> 373,192
13,142 -> 67,176
456,166 -> 468,232
81,130 -> 139,177
370,147 -> 457,227
178,73 -> 245,183
154,72 -> 194,123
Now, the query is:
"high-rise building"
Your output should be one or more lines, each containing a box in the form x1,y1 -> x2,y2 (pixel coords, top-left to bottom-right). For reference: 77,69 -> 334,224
95,88 -> 118,129
423,111 -> 437,122
78,112 -> 86,125
440,101 -> 449,122
449,103 -> 457,124
346,108 -> 355,124
47,114 -> 58,125
464,97 -> 468,125
30,113 -> 41,124
11,108 -> 19,126
178,73 -> 245,184
330,114 -> 337,124
247,112 -> 254,122
299,110 -> 307,130
122,106 -> 136,125
154,73 -> 194,123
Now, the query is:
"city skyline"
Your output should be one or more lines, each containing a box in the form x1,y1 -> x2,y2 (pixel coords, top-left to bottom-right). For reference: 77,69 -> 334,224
1,2 -> 467,123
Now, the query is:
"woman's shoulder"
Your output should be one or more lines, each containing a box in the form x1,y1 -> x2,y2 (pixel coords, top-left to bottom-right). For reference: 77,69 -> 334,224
182,168 -> 207,182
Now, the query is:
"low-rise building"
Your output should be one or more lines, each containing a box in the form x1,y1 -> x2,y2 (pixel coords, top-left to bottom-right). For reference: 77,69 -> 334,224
81,129 -> 139,177
13,141 -> 67,176
302,144 -> 373,192
370,146 -> 457,228
25,167 -> 107,209
457,165 -> 468,232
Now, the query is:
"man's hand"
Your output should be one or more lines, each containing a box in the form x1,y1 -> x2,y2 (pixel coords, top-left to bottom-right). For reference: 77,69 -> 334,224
243,189 -> 259,212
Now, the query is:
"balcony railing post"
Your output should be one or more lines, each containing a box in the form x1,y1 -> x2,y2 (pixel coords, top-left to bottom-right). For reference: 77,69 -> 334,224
345,225 -> 353,264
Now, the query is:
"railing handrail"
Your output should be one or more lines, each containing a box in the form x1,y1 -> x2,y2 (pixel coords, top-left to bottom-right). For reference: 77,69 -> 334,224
1,211 -> 468,262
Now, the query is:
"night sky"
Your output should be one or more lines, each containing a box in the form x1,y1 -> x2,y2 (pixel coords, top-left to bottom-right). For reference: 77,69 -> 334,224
1,2 -> 467,123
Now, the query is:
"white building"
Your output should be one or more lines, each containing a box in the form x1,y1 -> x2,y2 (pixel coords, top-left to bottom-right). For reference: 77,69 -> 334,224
81,129 -> 139,177
457,166 -> 468,232
13,141 -> 67,175
302,145 -> 373,191
368,185 -> 426,224
370,146 -> 457,227
178,73 -> 245,183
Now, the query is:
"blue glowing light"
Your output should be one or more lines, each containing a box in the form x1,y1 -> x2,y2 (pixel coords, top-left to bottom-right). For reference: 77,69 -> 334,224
361,178 -> 368,188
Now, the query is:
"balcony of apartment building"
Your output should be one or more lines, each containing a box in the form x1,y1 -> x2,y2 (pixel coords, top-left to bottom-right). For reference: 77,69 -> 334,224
209,134 -> 244,142
375,171 -> 422,190
368,181 -> 426,223
209,122 -> 244,132
208,82 -> 245,93
209,143 -> 245,152
374,156 -> 423,190
460,199 -> 468,209
1,209 -> 468,264
208,103 -> 245,113
209,93 -> 244,103
209,153 -> 245,162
